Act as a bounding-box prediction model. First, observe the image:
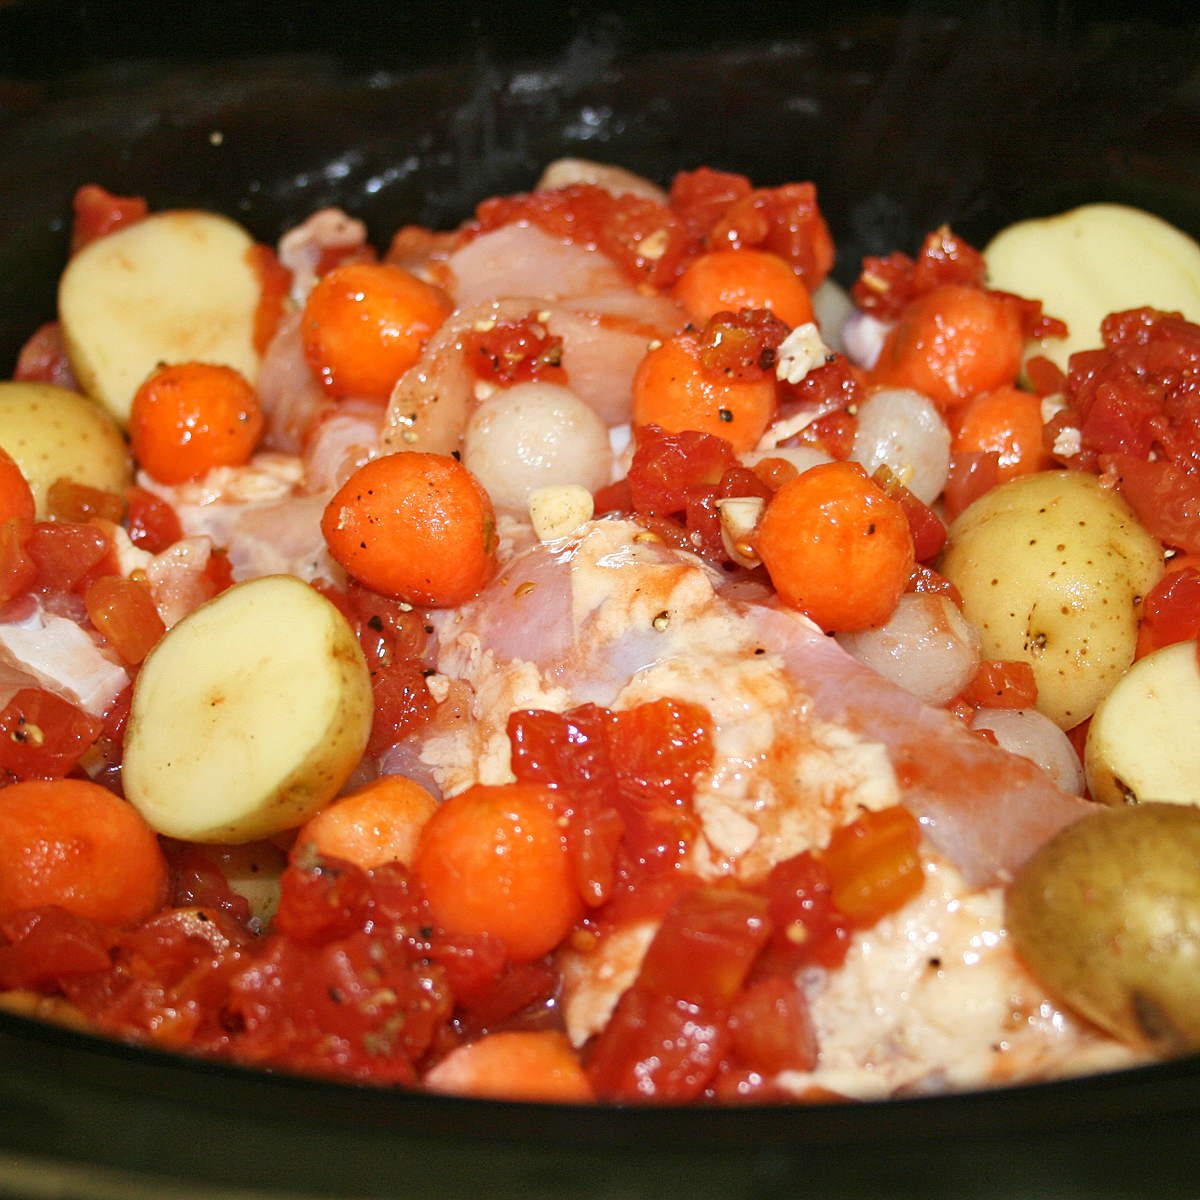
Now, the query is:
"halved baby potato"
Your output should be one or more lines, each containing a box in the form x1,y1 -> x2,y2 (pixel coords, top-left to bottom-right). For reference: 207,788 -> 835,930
1085,639 -> 1200,807
0,381 -> 131,517
59,209 -> 263,425
123,574 -> 373,843
983,203 -> 1200,373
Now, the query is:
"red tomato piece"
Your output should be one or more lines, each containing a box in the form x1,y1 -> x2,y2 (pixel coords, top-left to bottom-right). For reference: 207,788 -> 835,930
0,688 -> 104,781
125,486 -> 183,554
70,184 -> 148,253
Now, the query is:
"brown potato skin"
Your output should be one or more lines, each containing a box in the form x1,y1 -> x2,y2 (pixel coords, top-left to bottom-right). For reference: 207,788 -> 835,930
1007,802 -> 1200,1053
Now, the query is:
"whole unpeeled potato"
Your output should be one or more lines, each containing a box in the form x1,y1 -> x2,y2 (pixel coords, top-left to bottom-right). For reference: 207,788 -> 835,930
0,381 -> 131,517
941,471 -> 1163,728
1007,803 -> 1200,1053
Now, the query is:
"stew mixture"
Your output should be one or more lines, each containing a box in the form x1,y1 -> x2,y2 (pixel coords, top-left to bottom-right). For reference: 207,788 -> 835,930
1,160 -> 1199,1103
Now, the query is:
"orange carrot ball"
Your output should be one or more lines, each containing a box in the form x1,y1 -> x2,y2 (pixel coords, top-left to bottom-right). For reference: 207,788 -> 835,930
129,362 -> 264,485
296,774 -> 439,871
424,1030 -> 594,1102
673,248 -> 814,329
0,778 -> 168,926
869,284 -> 1024,410
413,782 -> 582,964
754,461 -> 915,631
952,385 -> 1052,482
302,261 -> 451,400
631,333 -> 776,454
321,451 -> 498,607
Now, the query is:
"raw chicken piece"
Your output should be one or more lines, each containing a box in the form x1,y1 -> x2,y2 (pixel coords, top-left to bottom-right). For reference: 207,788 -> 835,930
0,599 -> 127,716
430,517 -> 1088,886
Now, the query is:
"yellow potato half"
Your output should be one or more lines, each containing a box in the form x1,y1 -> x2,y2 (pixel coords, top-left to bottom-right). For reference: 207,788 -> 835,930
123,575 -> 373,843
1085,639 -> 1200,807
984,203 -> 1200,373
0,381 -> 130,517
59,209 -> 262,425
941,471 -> 1163,728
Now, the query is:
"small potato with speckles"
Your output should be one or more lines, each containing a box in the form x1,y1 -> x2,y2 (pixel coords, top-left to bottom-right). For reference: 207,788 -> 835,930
0,382 -> 130,517
940,471 -> 1163,728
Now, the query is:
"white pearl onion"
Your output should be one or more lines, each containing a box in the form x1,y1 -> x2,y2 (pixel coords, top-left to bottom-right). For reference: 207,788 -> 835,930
836,593 -> 980,706
850,387 -> 950,505
463,382 -> 614,516
970,708 -> 1085,795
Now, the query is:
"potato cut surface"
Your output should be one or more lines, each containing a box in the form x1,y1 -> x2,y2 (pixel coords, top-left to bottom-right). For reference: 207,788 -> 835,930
984,203 -> 1200,372
59,210 -> 262,424
1085,639 -> 1200,807
123,574 -> 373,842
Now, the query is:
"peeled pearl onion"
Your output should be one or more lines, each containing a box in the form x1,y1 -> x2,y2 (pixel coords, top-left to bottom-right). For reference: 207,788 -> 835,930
970,708 -> 1085,795
464,382 -> 614,516
836,593 -> 980,706
850,387 -> 951,505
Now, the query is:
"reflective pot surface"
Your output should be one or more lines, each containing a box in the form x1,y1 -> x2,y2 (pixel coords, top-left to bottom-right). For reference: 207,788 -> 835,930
1,4 -> 1200,1197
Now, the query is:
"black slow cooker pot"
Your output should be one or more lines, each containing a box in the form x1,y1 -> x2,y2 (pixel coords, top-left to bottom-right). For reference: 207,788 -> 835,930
2,3 -> 1200,1197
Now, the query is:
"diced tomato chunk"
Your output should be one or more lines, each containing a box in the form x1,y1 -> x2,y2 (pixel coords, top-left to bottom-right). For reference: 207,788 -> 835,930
71,184 -> 148,253
962,660 -> 1039,709
728,975 -> 818,1075
754,849 -> 851,973
626,425 -> 738,515
0,688 -> 104,781
26,522 -> 114,596
460,315 -> 567,386
944,451 -> 1000,521
84,575 -> 166,664
586,888 -> 769,1102
367,660 -> 436,756
0,907 -> 116,990
125,486 -> 183,554
13,322 -> 79,390
821,806 -> 924,928
46,481 -> 124,525
1138,565 -> 1200,655
0,518 -> 35,605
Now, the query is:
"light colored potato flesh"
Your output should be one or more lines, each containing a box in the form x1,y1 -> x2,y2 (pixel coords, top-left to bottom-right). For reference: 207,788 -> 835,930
59,210 -> 262,425
123,575 -> 373,843
1085,639 -> 1200,807
0,382 -> 130,517
940,471 -> 1163,729
983,203 -> 1200,373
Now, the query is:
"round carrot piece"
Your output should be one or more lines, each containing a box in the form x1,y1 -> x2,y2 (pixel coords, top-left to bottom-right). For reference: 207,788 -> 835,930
296,774 -> 438,871
321,452 -> 498,607
423,1030 -> 594,1102
129,362 -> 264,485
413,781 -> 582,964
0,778 -> 168,925
631,333 -> 776,454
0,448 -> 35,526
754,461 -> 914,631
673,248 -> 814,329
302,261 -> 451,400
951,384 -> 1051,482
869,284 -> 1024,410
